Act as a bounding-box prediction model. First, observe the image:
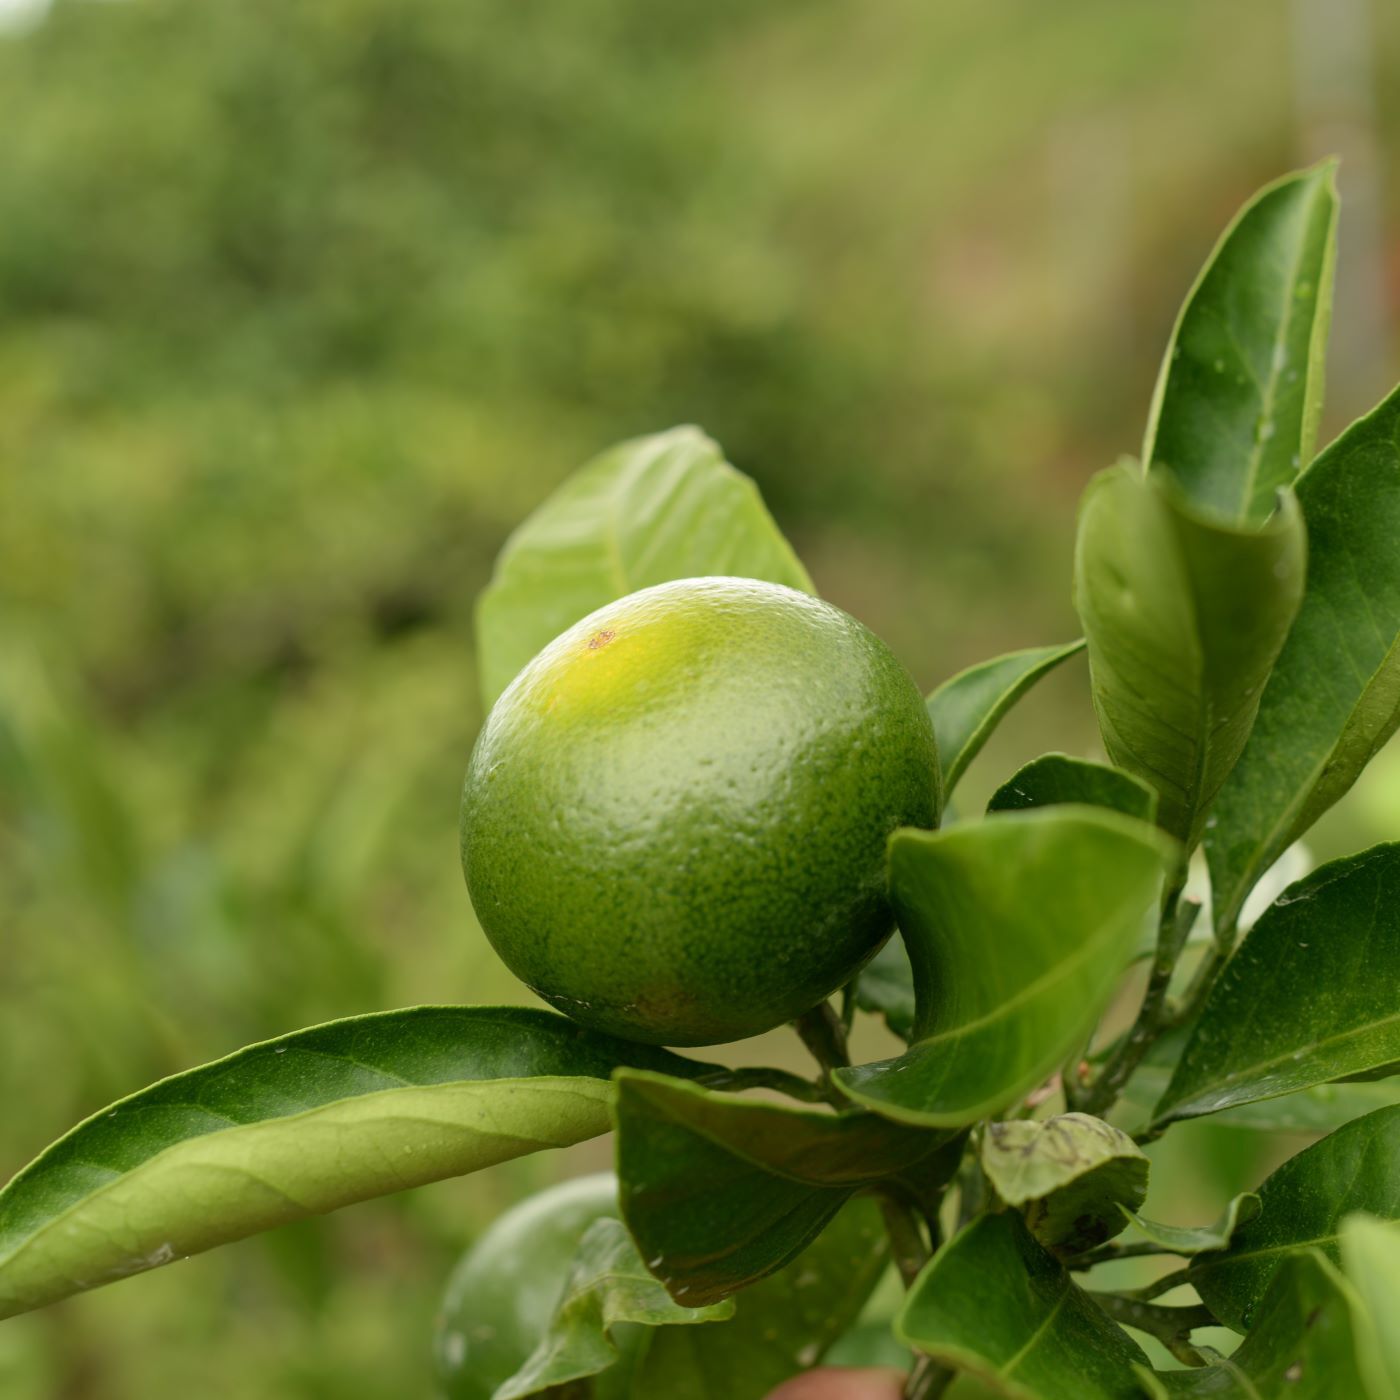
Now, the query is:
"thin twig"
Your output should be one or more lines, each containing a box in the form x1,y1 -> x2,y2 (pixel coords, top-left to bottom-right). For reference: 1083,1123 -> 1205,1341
1090,1294 -> 1214,1367
904,1354 -> 956,1400
1080,878 -> 1195,1116
1065,1240 -> 1187,1270
1169,920 -> 1236,1029
694,1066 -> 830,1103
1121,1266 -> 1191,1302
878,1190 -> 931,1289
796,1003 -> 958,1399
795,1000 -> 851,1076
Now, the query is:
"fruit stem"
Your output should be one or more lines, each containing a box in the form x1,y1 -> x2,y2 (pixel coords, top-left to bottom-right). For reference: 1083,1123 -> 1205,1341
794,1001 -> 851,1089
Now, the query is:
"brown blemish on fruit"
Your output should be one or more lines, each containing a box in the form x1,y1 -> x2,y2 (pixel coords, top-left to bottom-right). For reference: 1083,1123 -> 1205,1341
587,630 -> 617,650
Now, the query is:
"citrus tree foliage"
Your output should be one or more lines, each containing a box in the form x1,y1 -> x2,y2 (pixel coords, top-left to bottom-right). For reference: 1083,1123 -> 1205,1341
5,165 -> 1399,1397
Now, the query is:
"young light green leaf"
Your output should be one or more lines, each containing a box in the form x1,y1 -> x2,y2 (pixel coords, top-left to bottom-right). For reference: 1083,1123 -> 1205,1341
1153,845 -> 1400,1130
494,1217 -> 733,1400
1207,384 -> 1400,934
614,1069 -> 950,1308
0,1007 -> 713,1322
1341,1215 -> 1400,1400
1073,464 -> 1306,848
834,808 -> 1171,1127
1189,1105 -> 1400,1330
474,426 -> 814,707
1140,1251 -> 1372,1398
1117,1194 -> 1261,1258
637,1198 -> 891,1400
987,753 -> 1158,824
852,935 -> 917,1042
982,1114 -> 1148,1256
897,1213 -> 1150,1399
927,641 -> 1085,798
1143,162 -> 1339,524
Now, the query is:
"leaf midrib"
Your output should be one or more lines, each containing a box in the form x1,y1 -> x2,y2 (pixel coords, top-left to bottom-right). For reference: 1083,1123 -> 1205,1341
910,883 -> 1147,1052
1235,191 -> 1316,521
0,1075 -> 607,1275
1159,997 -> 1400,1124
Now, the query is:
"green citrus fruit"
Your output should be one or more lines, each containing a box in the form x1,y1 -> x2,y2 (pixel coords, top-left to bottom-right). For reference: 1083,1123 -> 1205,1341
434,1173 -> 639,1400
460,577 -> 939,1046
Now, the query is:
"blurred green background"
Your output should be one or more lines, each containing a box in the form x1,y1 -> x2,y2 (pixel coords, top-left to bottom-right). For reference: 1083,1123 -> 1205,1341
1,0 -> 1398,1394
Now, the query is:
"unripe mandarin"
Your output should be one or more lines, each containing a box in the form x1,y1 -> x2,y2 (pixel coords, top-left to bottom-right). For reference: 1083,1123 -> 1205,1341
461,578 -> 938,1045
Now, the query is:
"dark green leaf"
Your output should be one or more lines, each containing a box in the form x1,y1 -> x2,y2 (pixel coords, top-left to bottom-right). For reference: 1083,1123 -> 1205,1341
927,641 -> 1085,798
1153,845 -> 1400,1130
1207,385 -> 1400,933
981,1114 -> 1148,1256
0,1007 -> 713,1321
1140,1251 -> 1371,1398
474,426 -> 814,707
495,1218 -> 733,1400
1189,1106 -> 1400,1330
1073,463 -> 1306,847
897,1213 -> 1150,1398
1143,162 -> 1338,524
835,809 -> 1170,1127
1341,1215 -> 1400,1400
987,754 -> 1158,824
637,1198 -> 891,1400
613,1069 -> 948,1307
1118,1194 -> 1260,1257
852,936 -> 917,1041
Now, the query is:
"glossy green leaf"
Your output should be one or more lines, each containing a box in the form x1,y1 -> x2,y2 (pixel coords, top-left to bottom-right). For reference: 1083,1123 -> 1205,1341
1153,845 -> 1400,1130
852,935 -> 917,1041
1118,1024 -> 1400,1135
1189,1106 -> 1400,1330
1143,162 -> 1338,524
1202,1082 -> 1400,1135
614,1069 -> 948,1307
1118,1194 -> 1260,1257
1207,384 -> 1400,933
1141,1251 -> 1372,1398
1073,463 -> 1306,847
1341,1215 -> 1400,1400
495,1218 -> 733,1400
835,808 -> 1170,1127
474,426 -> 814,707
637,1198 -> 891,1400
0,1007 -> 713,1321
982,1114 -> 1148,1256
897,1213 -> 1150,1399
927,641 -> 1085,798
987,754 -> 1157,824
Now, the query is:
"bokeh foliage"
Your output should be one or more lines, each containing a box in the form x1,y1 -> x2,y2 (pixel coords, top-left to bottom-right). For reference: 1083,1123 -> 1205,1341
0,0 -> 1397,1395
